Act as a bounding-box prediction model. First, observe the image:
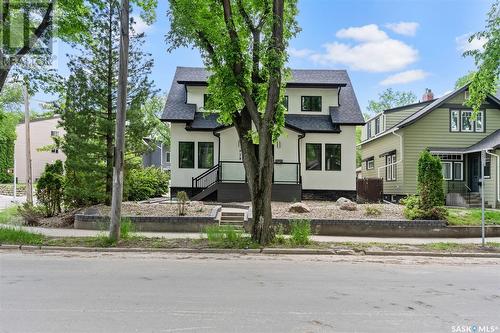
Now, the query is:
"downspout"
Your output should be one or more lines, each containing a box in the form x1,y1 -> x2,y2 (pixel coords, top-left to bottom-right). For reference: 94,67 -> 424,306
486,150 -> 500,203
298,132 -> 306,184
377,128 -> 403,179
213,131 -> 221,164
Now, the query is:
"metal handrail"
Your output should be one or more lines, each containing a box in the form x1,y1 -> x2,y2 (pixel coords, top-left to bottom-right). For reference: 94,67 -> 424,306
192,164 -> 219,189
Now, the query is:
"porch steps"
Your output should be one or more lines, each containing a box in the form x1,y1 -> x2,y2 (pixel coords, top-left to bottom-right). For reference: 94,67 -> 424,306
466,193 -> 492,208
218,209 -> 246,229
191,184 -> 218,201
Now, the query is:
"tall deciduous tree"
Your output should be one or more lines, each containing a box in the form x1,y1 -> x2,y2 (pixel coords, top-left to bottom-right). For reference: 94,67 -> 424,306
367,88 -> 417,115
56,0 -> 157,206
167,0 -> 299,245
464,0 -> 499,114
455,71 -> 476,89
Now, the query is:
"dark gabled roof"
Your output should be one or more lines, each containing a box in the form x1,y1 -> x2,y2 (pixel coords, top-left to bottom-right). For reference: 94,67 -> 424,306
162,67 -> 363,126
429,130 -> 500,154
162,68 -> 197,122
186,112 -> 227,131
396,83 -> 500,129
285,114 -> 340,133
383,100 -> 434,114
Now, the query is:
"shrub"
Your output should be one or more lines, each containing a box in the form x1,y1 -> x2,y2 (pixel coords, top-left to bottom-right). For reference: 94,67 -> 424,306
273,224 -> 287,245
124,167 -> 170,201
17,203 -> 45,226
36,160 -> 64,217
290,219 -> 311,245
402,195 -> 449,220
176,191 -> 189,216
204,225 -> 249,248
364,205 -> 382,217
417,150 -> 445,210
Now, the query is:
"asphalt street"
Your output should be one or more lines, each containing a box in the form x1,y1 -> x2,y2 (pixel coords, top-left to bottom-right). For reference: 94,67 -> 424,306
1,251 -> 499,333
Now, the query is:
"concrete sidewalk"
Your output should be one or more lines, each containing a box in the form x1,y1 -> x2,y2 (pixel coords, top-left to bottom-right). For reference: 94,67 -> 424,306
2,224 -> 500,245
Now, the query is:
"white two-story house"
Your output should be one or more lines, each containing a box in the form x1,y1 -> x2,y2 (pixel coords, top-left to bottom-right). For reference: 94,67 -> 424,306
162,67 -> 364,202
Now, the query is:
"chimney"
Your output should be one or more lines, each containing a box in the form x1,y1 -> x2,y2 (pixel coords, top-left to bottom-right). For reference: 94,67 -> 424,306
422,88 -> 434,102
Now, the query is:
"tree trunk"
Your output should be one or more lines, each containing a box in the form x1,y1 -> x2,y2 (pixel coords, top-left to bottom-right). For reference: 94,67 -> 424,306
109,0 -> 129,241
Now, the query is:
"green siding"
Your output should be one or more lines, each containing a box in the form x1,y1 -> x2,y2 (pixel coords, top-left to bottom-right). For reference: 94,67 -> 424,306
360,133 -> 404,195
385,105 -> 425,129
403,105 -> 500,200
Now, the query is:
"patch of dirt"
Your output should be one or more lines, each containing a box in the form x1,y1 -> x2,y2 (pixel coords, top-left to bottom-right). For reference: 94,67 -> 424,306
265,201 -> 405,220
92,201 -> 216,217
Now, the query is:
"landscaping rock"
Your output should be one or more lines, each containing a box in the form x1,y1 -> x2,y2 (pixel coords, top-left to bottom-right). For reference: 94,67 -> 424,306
339,202 -> 357,211
336,197 -> 353,206
288,202 -> 311,213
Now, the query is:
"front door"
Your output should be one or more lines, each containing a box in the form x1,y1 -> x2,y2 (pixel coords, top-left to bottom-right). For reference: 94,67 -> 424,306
469,153 -> 481,192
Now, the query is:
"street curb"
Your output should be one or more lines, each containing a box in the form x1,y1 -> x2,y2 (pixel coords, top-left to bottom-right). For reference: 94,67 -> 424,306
1,244 -> 500,258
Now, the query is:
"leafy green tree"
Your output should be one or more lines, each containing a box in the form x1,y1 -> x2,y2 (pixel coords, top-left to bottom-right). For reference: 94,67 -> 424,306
0,0 -> 157,92
0,83 -> 23,183
455,71 -> 476,89
56,0 -> 157,207
463,0 -> 499,115
167,0 -> 299,244
367,88 -> 417,115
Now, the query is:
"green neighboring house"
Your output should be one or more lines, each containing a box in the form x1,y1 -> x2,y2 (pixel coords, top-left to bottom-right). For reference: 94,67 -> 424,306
359,84 -> 500,209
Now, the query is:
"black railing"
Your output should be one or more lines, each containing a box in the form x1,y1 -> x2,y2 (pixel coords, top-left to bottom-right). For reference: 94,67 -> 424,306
192,164 -> 219,189
446,181 -> 472,205
191,161 -> 301,189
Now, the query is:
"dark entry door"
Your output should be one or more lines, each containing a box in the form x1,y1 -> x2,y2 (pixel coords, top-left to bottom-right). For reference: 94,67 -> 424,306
469,153 -> 480,192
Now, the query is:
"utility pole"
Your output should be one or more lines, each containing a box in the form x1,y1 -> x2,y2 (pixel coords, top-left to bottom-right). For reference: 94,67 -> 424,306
109,0 -> 130,241
481,150 -> 486,247
23,84 -> 33,205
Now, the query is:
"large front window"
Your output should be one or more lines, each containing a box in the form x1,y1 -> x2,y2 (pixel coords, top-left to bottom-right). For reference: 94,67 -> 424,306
325,144 -> 341,171
198,142 -> 214,169
434,154 -> 463,181
179,142 -> 194,168
301,96 -> 322,112
306,143 -> 322,170
385,153 -> 397,181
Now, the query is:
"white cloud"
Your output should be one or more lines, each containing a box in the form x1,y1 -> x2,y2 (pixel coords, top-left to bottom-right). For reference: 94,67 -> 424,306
311,40 -> 418,72
380,69 -> 429,85
456,33 -> 486,52
288,47 -> 314,58
385,22 -> 419,36
336,24 -> 388,42
132,15 -> 152,35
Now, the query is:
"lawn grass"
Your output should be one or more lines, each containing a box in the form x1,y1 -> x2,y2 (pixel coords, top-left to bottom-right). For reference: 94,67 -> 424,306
0,206 -> 21,225
0,227 -> 45,245
447,208 -> 500,226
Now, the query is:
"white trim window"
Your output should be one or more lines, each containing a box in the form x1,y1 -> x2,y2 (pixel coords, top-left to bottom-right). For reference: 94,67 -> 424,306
366,158 -> 374,170
476,111 -> 484,132
461,110 -> 473,132
450,110 -> 459,132
453,162 -> 463,181
442,162 -> 452,180
385,153 -> 397,181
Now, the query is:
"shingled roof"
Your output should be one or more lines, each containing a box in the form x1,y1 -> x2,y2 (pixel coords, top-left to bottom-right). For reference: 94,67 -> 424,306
162,67 -> 364,129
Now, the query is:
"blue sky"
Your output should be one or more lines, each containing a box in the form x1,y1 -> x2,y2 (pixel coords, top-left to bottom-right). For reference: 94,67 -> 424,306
41,0 -> 491,113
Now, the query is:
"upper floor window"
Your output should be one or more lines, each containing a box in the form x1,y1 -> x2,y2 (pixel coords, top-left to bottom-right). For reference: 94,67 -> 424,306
374,117 -> 380,135
301,96 -> 322,112
283,96 -> 289,110
451,110 -> 484,133
325,144 -> 341,171
366,122 -> 372,139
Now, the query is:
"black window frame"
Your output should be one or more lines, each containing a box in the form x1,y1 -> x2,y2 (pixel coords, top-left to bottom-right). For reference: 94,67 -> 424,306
325,144 -> 341,171
283,95 -> 289,110
305,143 -> 322,171
484,154 -> 491,178
385,153 -> 397,182
197,142 -> 214,169
449,109 -> 486,133
179,141 -> 195,169
301,96 -> 322,112
374,117 -> 380,135
366,157 -> 375,170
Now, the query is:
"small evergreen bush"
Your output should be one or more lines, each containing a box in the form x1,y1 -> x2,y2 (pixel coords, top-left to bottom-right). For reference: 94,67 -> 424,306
124,167 -> 170,201
36,160 -> 65,217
